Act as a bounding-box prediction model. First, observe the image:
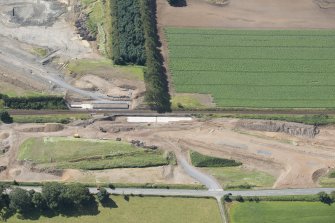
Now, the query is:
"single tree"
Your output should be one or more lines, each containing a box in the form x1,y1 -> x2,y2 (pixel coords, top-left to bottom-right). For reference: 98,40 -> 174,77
42,182 -> 67,210
97,188 -> 109,203
318,192 -> 332,204
63,183 -> 92,207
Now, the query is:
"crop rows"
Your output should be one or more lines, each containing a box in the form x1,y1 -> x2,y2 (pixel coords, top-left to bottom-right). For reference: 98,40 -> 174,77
166,28 -> 335,108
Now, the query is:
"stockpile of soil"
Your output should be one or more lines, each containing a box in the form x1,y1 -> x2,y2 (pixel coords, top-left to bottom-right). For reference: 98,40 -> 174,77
20,123 -> 63,132
236,120 -> 319,138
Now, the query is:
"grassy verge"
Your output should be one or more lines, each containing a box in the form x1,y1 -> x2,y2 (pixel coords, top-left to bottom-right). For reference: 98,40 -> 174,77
171,95 -> 207,110
18,137 -> 173,170
229,201 -> 335,223
204,166 -> 275,190
12,114 -> 90,124
319,170 -> 335,187
67,58 -> 144,80
6,195 -> 221,223
195,113 -> 335,126
0,181 -> 205,190
190,150 -> 241,167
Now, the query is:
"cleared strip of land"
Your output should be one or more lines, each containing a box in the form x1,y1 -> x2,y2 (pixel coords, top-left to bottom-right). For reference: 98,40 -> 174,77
166,28 -> 335,108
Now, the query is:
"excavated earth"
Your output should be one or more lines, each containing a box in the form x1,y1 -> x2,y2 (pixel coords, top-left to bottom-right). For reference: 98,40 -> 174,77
0,117 -> 335,189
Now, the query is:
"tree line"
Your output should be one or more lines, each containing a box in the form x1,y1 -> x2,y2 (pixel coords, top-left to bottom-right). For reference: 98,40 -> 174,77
0,94 -> 67,110
0,183 -> 109,221
110,0 -> 146,65
109,0 -> 171,112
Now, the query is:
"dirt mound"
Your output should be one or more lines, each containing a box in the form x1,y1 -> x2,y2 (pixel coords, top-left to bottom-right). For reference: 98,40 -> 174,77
0,132 -> 9,140
236,120 -> 319,138
44,123 -> 64,132
20,123 -> 63,132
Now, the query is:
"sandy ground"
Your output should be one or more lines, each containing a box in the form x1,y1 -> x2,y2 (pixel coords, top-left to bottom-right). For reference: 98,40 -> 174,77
157,0 -> 335,29
1,118 -> 335,188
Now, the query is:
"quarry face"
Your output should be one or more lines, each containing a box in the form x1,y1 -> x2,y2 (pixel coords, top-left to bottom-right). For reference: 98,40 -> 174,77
0,0 -> 66,27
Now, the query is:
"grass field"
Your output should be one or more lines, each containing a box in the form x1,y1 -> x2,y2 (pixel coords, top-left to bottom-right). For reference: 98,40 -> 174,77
7,196 -> 221,223
229,201 -> 335,223
166,28 -> 335,108
67,59 -> 144,80
203,166 -> 275,189
18,137 -> 172,170
12,114 -> 90,124
190,151 -> 241,167
319,170 -> 335,187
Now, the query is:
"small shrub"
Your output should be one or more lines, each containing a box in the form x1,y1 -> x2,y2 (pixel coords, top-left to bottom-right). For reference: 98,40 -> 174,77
235,195 -> 244,202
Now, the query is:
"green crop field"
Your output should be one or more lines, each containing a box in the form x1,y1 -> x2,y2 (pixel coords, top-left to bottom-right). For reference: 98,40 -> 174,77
6,196 -> 221,223
18,137 -> 172,170
229,201 -> 335,223
166,28 -> 335,108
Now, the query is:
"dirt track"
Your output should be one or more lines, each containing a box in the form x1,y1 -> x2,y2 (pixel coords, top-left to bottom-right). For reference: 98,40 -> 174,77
1,118 -> 334,188
157,0 -> 335,29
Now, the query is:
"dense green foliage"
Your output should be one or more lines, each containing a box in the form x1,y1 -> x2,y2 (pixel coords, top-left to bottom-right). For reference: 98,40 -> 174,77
167,0 -> 185,6
0,94 -> 67,110
229,201 -> 335,223
140,0 -> 171,112
18,137 -> 173,170
110,0 -> 171,112
190,151 -> 242,167
110,0 -> 145,65
0,111 -> 13,124
166,28 -> 335,108
329,171 -> 335,178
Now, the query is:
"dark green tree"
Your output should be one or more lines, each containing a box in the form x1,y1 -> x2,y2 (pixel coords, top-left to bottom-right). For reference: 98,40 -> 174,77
97,188 -> 109,203
318,192 -> 332,204
63,183 -> 92,207
8,188 -> 32,213
0,111 -> 13,124
32,192 -> 46,209
42,182 -> 67,210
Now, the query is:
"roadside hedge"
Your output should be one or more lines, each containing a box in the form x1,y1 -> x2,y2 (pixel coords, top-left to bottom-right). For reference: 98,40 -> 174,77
0,94 -> 67,110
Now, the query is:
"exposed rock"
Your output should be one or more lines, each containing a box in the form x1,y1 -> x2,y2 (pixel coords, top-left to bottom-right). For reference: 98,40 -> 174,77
236,120 -> 319,138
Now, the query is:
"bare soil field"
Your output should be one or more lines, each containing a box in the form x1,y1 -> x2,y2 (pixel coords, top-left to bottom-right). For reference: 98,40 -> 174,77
1,117 -> 335,188
157,0 -> 335,29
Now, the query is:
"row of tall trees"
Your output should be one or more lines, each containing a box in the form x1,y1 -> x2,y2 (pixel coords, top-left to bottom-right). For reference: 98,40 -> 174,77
0,94 -> 67,110
139,0 -> 171,112
110,0 -> 146,65
0,183 -> 109,220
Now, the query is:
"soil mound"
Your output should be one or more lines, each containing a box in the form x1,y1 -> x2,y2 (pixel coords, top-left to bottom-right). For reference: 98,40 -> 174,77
20,123 -> 63,132
0,132 -> 9,140
236,120 -> 319,138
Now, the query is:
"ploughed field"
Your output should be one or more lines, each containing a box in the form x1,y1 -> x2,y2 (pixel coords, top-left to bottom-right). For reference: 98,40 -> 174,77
166,28 -> 335,108
229,201 -> 335,223
18,137 -> 172,170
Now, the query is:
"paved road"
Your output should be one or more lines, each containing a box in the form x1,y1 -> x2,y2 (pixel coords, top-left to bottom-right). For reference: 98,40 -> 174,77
19,186 -> 335,197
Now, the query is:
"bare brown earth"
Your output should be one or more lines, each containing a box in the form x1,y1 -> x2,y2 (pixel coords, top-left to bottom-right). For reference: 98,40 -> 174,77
1,118 -> 335,188
157,0 -> 335,29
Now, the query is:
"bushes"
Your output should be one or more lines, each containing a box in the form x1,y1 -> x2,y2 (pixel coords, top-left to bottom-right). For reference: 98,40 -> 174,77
0,111 -> 13,124
0,94 -> 67,110
190,151 -> 242,167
